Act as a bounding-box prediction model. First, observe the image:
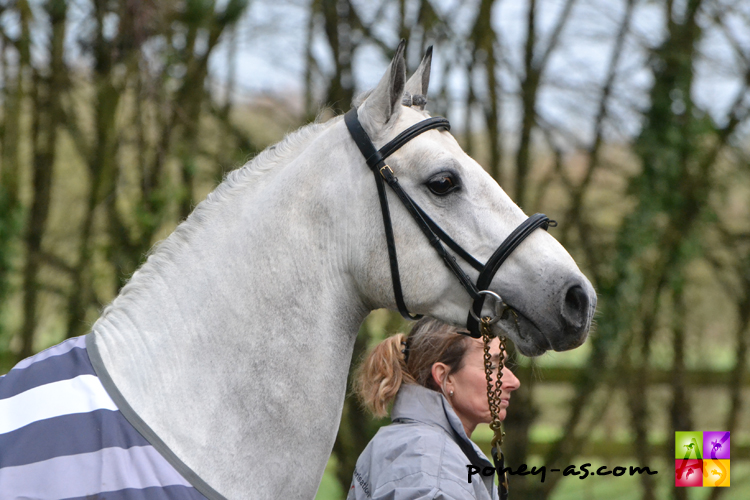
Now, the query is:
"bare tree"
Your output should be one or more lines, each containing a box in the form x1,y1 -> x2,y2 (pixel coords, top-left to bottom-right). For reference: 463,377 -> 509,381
19,0 -> 68,359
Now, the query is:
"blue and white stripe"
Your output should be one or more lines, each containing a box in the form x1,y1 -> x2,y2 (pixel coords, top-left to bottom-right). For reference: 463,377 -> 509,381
0,336 -> 208,500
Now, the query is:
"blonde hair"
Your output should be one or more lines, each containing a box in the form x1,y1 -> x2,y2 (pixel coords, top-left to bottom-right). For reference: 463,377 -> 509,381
354,318 -> 472,417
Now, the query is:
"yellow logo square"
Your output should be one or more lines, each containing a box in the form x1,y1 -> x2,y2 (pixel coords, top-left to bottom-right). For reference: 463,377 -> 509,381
703,459 -> 730,487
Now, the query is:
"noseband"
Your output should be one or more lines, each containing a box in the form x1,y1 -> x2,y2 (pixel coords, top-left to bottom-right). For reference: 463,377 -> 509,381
345,108 -> 555,337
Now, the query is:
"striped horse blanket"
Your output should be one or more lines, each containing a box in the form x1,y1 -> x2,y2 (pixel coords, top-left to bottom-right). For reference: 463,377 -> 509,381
0,335 -> 214,500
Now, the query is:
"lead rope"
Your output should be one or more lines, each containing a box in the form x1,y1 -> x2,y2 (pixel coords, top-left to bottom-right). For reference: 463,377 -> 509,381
481,317 -> 509,500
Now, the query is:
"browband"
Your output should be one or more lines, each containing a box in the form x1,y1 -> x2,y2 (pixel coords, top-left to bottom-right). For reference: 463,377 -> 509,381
345,110 -> 450,171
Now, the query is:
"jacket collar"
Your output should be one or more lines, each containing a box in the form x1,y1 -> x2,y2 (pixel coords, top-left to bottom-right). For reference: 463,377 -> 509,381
391,384 -> 465,436
391,384 -> 492,469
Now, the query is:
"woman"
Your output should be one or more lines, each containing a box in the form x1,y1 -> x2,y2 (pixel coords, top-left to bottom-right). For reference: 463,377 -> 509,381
348,318 -> 520,500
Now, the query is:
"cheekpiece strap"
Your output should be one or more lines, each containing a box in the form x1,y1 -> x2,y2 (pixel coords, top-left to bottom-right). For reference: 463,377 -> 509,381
344,109 -> 384,170
345,109 -> 459,320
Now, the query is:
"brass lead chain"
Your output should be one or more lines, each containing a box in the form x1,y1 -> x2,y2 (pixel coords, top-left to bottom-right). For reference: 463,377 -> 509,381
481,317 -> 506,450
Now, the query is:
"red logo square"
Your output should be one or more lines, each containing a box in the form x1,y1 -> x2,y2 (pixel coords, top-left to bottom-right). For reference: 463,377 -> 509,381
675,459 -> 703,486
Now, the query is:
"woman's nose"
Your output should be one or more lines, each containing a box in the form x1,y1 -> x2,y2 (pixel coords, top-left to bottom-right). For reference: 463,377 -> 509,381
502,367 -> 520,391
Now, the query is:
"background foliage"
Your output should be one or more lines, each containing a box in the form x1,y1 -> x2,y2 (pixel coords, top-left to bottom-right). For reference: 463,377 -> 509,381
1,1 -> 748,499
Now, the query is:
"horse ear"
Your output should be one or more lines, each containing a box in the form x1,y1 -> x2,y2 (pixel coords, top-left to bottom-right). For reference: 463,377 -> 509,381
403,46 -> 432,109
358,40 -> 407,135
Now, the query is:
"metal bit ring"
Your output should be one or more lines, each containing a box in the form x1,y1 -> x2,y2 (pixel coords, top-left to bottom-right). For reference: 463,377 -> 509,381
469,290 -> 506,324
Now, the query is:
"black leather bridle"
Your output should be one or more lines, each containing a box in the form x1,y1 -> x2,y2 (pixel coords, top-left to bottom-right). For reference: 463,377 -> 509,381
345,107 -> 555,337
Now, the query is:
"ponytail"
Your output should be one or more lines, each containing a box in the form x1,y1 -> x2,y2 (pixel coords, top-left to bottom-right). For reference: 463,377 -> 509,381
354,333 -> 415,417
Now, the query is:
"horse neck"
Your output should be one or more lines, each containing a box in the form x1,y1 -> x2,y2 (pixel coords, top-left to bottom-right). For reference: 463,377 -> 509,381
95,119 -> 366,362
90,121 -> 372,497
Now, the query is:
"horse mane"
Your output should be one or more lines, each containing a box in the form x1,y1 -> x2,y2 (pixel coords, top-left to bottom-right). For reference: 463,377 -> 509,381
97,116 -> 341,318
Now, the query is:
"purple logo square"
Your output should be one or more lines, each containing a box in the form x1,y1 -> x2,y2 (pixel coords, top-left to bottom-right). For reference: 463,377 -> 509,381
703,432 -> 730,459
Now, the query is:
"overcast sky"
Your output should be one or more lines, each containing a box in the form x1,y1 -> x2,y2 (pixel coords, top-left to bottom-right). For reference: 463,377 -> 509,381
205,0 -> 750,148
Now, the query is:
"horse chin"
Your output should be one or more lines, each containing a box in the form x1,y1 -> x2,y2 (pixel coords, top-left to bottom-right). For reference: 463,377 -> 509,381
497,313 -> 588,358
494,314 -> 550,357
493,307 -> 590,357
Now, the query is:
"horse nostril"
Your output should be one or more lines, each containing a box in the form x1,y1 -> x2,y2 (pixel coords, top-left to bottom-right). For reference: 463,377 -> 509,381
562,284 -> 588,330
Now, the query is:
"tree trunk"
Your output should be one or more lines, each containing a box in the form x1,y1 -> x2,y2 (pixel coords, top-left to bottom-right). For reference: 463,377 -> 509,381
19,0 -> 68,360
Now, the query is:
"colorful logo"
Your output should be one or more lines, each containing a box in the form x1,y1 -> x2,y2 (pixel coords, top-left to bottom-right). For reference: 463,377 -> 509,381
675,431 -> 730,487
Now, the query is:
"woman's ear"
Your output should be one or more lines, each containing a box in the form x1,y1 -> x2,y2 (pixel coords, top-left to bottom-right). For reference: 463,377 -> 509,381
431,362 -> 448,392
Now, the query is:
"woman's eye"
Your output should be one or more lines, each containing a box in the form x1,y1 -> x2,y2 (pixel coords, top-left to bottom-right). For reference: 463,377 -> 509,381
427,175 -> 458,195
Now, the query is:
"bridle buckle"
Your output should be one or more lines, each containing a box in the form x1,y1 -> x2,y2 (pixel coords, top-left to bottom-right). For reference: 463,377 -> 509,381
379,164 -> 394,178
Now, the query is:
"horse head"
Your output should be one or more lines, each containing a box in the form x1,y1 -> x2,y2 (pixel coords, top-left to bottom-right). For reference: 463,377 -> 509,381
350,43 -> 596,356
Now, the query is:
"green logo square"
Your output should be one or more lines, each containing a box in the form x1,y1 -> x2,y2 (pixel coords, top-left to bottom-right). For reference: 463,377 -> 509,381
676,432 -> 703,459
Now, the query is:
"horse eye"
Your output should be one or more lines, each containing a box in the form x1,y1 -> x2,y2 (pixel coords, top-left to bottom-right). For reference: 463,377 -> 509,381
427,174 -> 458,196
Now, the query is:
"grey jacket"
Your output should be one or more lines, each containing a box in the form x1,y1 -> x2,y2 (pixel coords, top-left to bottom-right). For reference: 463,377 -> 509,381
347,384 -> 499,500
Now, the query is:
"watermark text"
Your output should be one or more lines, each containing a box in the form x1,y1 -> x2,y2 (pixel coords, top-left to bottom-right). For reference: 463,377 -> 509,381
467,463 -> 658,483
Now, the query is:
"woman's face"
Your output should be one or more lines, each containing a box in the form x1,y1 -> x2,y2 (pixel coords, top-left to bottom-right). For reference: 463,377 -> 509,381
441,337 -> 520,436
